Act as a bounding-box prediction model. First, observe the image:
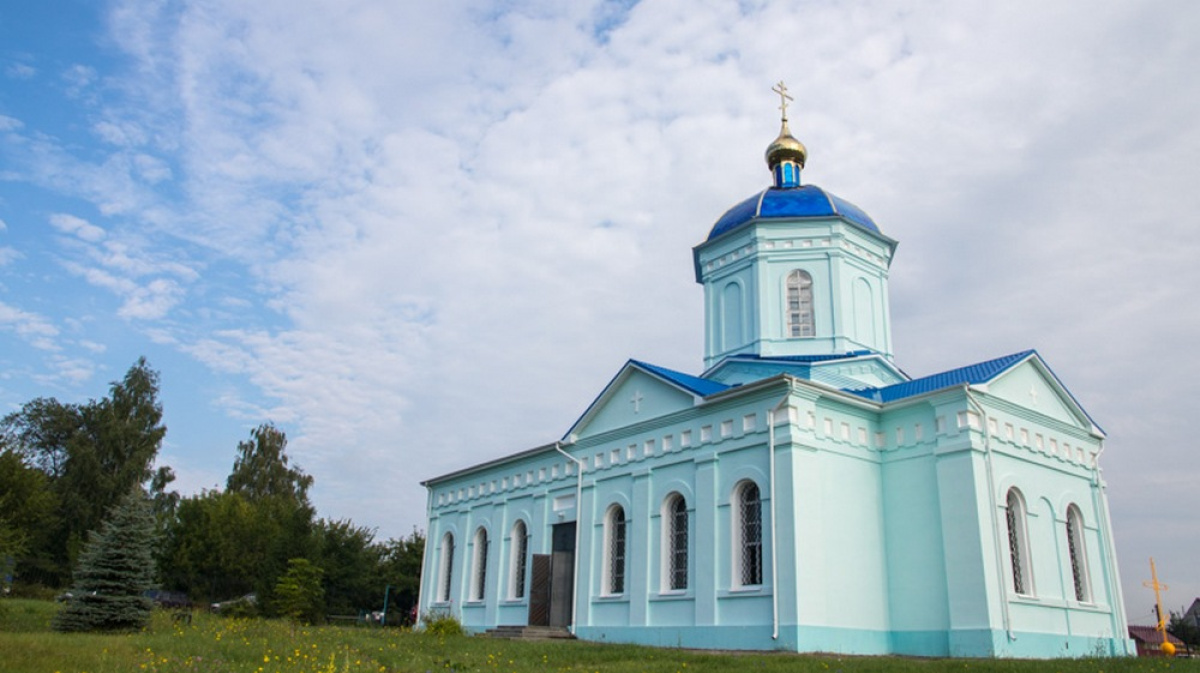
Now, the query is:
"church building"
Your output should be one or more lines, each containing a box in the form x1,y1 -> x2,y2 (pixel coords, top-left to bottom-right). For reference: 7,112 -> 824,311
416,86 -> 1134,658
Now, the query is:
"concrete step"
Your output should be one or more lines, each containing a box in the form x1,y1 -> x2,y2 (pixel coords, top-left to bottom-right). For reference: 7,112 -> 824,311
485,625 -> 576,640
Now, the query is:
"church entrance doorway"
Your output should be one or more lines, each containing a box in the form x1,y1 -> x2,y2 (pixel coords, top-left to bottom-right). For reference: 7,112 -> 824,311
528,522 -> 575,627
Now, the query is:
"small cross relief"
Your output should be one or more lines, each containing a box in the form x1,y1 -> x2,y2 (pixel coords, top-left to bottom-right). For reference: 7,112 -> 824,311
630,389 -> 644,414
1028,385 -> 1039,406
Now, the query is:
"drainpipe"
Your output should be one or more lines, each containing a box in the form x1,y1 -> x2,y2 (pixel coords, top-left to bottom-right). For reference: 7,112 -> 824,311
1090,440 -> 1126,650
555,441 -> 586,636
769,393 -> 789,640
965,388 -> 1014,641
414,486 -> 433,630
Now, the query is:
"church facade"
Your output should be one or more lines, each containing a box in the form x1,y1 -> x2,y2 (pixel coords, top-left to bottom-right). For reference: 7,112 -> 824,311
417,91 -> 1134,658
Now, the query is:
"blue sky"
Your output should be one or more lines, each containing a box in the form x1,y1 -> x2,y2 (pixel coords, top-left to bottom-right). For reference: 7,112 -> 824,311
2,0 -> 1198,622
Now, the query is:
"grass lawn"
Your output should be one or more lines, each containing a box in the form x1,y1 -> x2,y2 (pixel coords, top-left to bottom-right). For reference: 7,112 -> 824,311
1,599 -> 1195,673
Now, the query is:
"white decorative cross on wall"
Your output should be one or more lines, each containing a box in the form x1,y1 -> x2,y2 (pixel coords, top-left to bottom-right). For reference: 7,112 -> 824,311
1028,386 -> 1039,405
630,390 -> 644,414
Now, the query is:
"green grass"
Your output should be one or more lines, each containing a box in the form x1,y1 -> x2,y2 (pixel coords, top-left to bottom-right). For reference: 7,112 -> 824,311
0,599 -> 1196,673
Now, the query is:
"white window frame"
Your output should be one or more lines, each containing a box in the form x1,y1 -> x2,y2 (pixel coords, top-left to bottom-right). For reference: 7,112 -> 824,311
1066,505 -> 1092,603
1005,488 -> 1034,596
508,520 -> 528,600
438,532 -> 455,603
733,480 -> 764,588
470,527 -> 488,602
602,505 -> 626,596
661,493 -> 688,592
785,269 -> 815,338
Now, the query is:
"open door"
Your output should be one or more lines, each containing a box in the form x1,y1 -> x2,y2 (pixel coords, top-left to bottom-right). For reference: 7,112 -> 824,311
528,522 -> 575,628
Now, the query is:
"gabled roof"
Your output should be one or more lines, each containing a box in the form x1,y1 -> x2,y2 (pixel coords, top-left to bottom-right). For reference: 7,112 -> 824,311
563,360 -> 731,441
842,349 -> 1102,434
844,350 -> 1035,403
1128,625 -> 1185,647
631,360 -> 731,397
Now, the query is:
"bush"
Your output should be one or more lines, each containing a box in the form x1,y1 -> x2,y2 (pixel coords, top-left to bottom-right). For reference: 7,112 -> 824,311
421,611 -> 463,637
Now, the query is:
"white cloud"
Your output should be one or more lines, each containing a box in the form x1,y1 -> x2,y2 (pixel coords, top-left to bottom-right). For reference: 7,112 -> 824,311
0,301 -> 59,351
5,63 -> 36,79
49,213 -> 106,242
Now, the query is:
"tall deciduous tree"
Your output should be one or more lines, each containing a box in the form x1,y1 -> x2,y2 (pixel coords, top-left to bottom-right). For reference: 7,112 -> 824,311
52,488 -> 157,632
379,529 -> 425,624
0,448 -> 58,587
314,519 -> 382,615
1,358 -> 166,587
227,423 -> 313,505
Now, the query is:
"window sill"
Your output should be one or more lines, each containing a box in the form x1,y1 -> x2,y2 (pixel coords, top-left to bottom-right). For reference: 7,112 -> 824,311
650,591 -> 693,602
594,594 -> 629,603
499,599 -> 528,606
723,585 -> 766,595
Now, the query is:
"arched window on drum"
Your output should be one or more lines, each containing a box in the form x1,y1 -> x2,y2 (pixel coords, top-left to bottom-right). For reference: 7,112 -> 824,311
786,270 -> 814,338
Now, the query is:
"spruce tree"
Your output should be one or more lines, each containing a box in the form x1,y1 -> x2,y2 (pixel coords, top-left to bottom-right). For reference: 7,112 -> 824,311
52,488 -> 157,632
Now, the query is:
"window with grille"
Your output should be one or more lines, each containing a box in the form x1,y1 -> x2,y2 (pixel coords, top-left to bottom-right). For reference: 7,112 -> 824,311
666,494 -> 688,591
510,520 -> 528,600
1005,489 -> 1033,595
1066,505 -> 1091,602
471,528 -> 488,601
786,270 -> 815,338
439,533 -> 455,602
737,481 -> 763,586
605,505 -> 626,595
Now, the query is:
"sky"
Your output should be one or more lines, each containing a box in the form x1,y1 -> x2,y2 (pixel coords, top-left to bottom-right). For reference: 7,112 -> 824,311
1,0 -> 1197,624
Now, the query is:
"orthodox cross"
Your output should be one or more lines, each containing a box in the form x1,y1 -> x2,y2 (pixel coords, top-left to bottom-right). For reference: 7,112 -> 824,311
1028,386 -> 1039,406
772,81 -> 794,121
1143,558 -> 1170,646
630,389 -> 644,414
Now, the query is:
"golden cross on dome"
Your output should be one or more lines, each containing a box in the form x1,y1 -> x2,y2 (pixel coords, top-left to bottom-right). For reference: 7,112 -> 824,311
772,81 -> 794,121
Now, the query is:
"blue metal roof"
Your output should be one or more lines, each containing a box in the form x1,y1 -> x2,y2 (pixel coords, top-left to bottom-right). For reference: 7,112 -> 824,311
707,185 -> 880,241
844,350 -> 1035,403
631,360 -> 731,397
725,351 -> 875,364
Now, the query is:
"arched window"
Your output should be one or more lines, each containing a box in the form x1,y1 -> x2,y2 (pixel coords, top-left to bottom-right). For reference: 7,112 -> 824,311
786,270 -> 815,338
664,494 -> 688,591
1066,505 -> 1091,602
603,505 -> 626,595
470,527 -> 488,602
438,532 -> 455,603
1005,489 -> 1033,595
734,481 -> 763,587
509,520 -> 528,600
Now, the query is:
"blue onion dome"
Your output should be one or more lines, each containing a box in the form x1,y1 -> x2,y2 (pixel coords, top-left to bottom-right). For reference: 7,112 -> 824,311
707,186 -> 880,241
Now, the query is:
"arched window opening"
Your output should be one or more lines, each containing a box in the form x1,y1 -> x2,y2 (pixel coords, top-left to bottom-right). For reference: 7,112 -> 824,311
665,494 -> 688,591
1005,489 -> 1033,596
471,528 -> 488,602
735,481 -> 763,587
1066,505 -> 1091,602
438,533 -> 455,603
509,520 -> 528,600
786,270 -> 815,338
604,505 -> 626,595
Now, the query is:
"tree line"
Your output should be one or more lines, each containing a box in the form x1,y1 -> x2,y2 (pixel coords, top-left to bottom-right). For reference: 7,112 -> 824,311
0,358 -> 423,625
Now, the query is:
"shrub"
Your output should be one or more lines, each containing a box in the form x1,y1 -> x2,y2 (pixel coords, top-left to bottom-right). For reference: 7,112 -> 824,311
421,611 -> 463,636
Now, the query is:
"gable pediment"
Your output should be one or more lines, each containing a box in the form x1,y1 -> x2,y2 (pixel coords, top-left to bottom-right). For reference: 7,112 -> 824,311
565,364 -> 701,441
986,358 -> 1098,433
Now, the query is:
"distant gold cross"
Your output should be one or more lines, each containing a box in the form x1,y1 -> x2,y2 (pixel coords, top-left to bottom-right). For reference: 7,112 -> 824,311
772,81 -> 794,121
